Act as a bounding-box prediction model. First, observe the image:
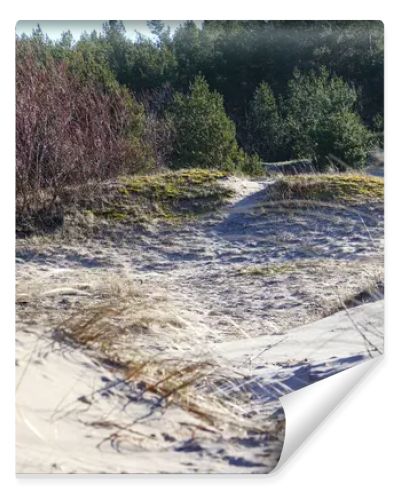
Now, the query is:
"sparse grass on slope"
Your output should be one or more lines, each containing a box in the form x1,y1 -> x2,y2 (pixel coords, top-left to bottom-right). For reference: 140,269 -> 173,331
268,174 -> 383,205
239,260 -> 320,277
56,283 -> 278,436
238,257 -> 383,318
16,169 -> 235,236
92,168 -> 234,223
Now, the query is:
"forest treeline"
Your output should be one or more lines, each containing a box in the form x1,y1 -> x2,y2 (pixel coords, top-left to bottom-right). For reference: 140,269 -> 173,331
16,20 -> 383,213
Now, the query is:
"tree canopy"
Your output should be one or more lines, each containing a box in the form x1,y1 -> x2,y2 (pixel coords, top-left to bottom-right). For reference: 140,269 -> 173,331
16,19 -> 383,198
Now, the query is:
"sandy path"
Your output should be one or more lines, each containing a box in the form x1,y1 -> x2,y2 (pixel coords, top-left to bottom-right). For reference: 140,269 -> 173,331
16,176 -> 384,473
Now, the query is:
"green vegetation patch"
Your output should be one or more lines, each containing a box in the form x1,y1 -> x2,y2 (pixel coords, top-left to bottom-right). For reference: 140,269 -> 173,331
268,174 -> 383,205
93,169 -> 234,223
122,168 -> 228,198
238,257 -> 377,279
239,260 -> 325,277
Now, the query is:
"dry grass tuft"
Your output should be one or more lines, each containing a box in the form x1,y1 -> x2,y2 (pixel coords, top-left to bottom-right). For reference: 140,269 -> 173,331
55,285 -> 280,436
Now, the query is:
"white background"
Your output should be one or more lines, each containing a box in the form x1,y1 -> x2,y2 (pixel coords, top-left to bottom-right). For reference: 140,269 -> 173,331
1,1 -> 399,498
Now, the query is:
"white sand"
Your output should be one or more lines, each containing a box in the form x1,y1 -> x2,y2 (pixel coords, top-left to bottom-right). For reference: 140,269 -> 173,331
16,176 -> 384,473
16,300 -> 383,473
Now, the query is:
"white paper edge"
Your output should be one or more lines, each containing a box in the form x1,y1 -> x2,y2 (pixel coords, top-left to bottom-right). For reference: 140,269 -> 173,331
276,356 -> 383,470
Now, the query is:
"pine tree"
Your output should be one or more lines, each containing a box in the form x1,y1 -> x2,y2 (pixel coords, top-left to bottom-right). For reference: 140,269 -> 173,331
248,82 -> 283,161
169,75 -> 239,169
284,68 -> 372,169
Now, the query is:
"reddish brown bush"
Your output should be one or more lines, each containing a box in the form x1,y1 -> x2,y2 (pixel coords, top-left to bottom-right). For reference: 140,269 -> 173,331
16,42 -> 148,214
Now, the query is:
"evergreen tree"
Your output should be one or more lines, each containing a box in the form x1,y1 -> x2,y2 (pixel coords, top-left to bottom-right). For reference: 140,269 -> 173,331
313,111 -> 373,170
248,82 -> 283,161
169,75 -> 238,168
284,68 -> 372,168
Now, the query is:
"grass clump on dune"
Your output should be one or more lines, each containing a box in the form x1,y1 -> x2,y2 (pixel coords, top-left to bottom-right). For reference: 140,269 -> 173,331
268,174 -> 383,205
239,259 -> 338,278
240,262 -> 296,277
56,287 -> 278,436
94,168 -> 233,223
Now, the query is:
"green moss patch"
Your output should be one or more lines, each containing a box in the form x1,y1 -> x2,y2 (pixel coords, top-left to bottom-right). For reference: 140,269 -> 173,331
92,169 -> 234,224
268,174 -> 383,205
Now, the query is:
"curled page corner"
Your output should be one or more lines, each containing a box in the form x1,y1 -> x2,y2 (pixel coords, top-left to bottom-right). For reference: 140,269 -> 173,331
276,356 -> 383,470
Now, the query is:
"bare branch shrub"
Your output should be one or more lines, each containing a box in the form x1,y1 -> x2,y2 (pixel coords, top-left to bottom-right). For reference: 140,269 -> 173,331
16,41 -> 149,216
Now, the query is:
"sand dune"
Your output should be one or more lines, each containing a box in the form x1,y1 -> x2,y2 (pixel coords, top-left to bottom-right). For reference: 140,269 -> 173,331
16,175 -> 384,473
